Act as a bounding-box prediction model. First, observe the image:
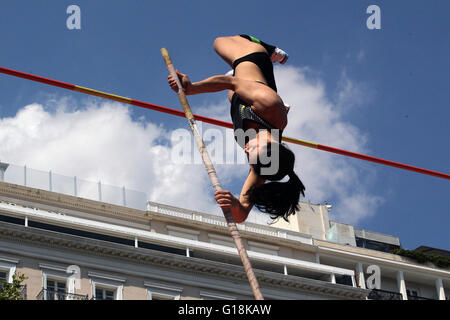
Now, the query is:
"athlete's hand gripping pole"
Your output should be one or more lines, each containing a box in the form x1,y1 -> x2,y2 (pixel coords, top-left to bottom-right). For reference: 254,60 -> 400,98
161,48 -> 264,300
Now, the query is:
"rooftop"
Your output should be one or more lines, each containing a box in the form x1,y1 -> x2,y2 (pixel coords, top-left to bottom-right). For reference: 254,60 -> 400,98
0,161 -> 446,260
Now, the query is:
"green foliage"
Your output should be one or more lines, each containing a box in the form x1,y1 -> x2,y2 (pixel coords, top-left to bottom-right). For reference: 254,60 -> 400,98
391,248 -> 450,269
0,273 -> 28,300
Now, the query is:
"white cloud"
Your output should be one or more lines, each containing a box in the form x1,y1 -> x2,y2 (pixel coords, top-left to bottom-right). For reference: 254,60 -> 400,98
357,49 -> 366,63
0,65 -> 383,226
0,99 -> 218,214
335,69 -> 374,113
274,65 -> 383,224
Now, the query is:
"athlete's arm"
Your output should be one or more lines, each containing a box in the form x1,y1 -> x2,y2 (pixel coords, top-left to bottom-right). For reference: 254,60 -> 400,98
168,70 -> 235,95
214,169 -> 266,223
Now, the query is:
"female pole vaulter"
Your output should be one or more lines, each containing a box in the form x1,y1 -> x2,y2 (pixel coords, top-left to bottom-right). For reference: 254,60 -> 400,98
168,35 -> 305,223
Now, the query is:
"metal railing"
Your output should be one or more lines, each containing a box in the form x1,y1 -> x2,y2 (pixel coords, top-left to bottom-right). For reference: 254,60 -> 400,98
2,162 -> 287,227
19,284 -> 27,300
90,296 -> 114,300
36,288 -> 89,300
407,294 -> 436,300
368,288 -> 403,300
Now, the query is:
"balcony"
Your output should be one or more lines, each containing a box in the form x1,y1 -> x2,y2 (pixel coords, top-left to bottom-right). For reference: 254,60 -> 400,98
36,289 -> 89,300
19,285 -> 27,300
407,294 -> 436,300
90,296 -> 114,300
368,288 -> 403,300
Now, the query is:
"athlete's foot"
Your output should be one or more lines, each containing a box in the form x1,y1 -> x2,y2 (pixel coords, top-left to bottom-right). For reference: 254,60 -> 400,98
271,47 -> 289,64
284,104 -> 291,114
225,69 -> 234,76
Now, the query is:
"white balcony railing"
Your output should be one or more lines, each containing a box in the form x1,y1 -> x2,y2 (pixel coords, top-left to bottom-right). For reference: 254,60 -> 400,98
147,201 -> 313,246
2,163 -> 149,211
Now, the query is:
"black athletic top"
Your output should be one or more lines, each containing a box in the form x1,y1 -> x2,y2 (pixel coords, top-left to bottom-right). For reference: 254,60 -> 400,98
230,93 -> 283,149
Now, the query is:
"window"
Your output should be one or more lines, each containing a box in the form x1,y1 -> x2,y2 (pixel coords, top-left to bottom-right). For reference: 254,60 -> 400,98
28,220 -> 134,246
149,292 -> 176,300
0,271 -> 7,292
355,237 -> 399,253
25,220 -> 185,257
46,279 -> 67,300
145,281 -> 182,300
0,214 -> 24,226
406,288 -> 423,300
0,257 -> 19,283
89,271 -> 125,300
137,241 -> 186,256
40,263 -> 72,300
335,275 -> 354,286
95,287 -> 115,300
406,289 -> 418,297
200,291 -> 236,300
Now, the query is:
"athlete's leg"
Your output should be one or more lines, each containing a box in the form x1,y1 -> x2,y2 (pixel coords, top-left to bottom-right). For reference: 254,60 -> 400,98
213,35 -> 267,67
214,35 -> 271,101
231,77 -> 286,128
239,35 -> 276,56
213,35 -> 286,122
240,35 -> 289,64
214,36 -> 267,101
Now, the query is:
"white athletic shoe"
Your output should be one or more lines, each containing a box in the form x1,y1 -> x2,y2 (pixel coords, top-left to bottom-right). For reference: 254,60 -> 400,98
284,104 -> 291,114
225,69 -> 234,76
271,47 -> 289,64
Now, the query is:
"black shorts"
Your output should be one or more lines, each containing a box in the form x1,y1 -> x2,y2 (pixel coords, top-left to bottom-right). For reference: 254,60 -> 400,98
232,52 -> 277,92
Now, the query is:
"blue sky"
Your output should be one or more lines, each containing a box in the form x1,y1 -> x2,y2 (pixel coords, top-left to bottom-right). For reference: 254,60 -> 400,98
0,0 -> 448,251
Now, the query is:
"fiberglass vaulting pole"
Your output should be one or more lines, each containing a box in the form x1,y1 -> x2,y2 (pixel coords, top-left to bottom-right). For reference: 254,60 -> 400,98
160,48 -> 264,300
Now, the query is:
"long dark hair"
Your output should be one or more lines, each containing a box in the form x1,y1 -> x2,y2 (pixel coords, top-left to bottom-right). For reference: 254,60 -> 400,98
247,142 -> 305,222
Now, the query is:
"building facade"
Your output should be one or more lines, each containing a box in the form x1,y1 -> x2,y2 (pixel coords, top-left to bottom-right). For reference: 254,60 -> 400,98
0,163 -> 448,300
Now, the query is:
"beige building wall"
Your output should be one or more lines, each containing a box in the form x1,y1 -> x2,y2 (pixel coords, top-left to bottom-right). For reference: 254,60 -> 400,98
122,277 -> 147,300
17,264 -> 42,300
150,220 -> 167,234
271,203 -> 330,240
291,249 -> 317,263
